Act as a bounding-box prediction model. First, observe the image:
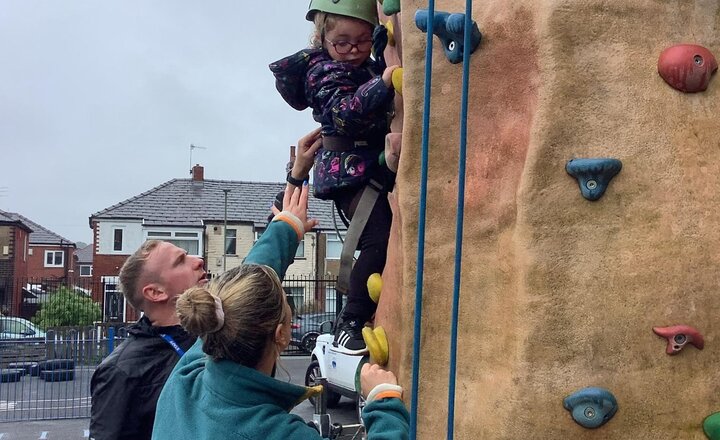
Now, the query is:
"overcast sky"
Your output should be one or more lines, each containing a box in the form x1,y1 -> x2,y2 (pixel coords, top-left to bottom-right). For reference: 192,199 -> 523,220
0,1 -> 319,245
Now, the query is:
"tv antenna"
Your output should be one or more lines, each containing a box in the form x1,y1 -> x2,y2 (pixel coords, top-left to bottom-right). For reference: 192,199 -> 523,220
0,187 -> 8,198
189,144 -> 207,174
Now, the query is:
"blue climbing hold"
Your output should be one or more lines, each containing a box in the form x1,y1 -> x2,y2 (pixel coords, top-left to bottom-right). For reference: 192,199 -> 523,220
563,387 -> 618,429
414,9 -> 482,64
566,158 -> 622,201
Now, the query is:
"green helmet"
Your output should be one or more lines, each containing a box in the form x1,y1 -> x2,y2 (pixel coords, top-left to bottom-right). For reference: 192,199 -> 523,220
306,0 -> 378,27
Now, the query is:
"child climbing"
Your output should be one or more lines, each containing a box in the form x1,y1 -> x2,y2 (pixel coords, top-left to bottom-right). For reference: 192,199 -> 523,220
269,0 -> 399,353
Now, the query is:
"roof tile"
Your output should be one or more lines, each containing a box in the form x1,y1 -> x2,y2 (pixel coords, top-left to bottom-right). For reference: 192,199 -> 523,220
90,179 -> 347,232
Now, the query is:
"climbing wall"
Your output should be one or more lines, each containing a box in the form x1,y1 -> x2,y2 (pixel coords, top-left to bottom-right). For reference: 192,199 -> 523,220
376,1 -> 720,438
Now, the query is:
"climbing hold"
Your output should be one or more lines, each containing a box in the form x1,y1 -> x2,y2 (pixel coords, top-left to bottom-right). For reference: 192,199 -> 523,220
384,132 -> 402,173
392,67 -> 403,95
354,355 -> 370,396
362,326 -> 389,366
563,387 -> 618,429
658,44 -> 717,93
652,325 -> 704,355
703,412 -> 720,439
414,10 -> 482,64
367,273 -> 383,303
566,158 -> 622,201
380,0 -> 400,16
385,20 -> 395,46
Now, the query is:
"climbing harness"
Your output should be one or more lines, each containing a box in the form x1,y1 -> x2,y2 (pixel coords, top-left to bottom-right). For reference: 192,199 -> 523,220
335,180 -> 384,295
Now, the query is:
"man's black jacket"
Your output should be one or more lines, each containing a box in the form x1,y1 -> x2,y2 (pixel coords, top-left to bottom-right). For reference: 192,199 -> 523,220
89,316 -> 196,440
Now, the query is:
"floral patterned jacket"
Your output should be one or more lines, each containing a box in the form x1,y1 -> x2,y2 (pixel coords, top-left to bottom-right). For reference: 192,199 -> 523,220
269,48 -> 394,142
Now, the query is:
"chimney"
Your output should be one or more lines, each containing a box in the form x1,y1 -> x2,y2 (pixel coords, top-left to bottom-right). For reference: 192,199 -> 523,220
192,164 -> 204,181
285,146 -> 296,174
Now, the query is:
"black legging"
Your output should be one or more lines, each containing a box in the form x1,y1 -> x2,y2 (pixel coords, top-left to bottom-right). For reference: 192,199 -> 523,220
334,187 -> 392,324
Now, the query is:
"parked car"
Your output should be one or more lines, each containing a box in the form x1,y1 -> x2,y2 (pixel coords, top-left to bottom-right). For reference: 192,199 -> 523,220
291,312 -> 336,353
0,316 -> 46,340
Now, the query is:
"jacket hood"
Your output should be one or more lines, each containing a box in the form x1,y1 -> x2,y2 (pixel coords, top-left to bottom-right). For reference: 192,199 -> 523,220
269,48 -> 325,111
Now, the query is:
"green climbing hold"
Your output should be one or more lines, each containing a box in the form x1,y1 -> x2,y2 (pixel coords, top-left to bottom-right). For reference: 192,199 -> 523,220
382,0 -> 400,16
379,151 -> 386,167
704,412 -> 720,439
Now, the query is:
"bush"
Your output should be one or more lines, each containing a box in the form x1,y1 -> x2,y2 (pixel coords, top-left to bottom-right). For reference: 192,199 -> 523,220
32,288 -> 102,329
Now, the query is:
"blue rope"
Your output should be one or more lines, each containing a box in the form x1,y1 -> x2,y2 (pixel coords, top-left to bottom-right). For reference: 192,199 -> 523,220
410,1 -> 435,439
447,1 -> 474,439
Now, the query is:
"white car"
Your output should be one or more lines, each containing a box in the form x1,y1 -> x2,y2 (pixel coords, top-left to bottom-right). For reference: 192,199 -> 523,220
0,317 -> 46,339
305,321 -> 367,420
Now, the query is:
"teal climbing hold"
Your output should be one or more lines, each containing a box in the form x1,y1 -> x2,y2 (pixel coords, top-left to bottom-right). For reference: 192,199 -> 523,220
566,158 -> 622,201
382,0 -> 400,16
704,412 -> 720,439
563,387 -> 618,429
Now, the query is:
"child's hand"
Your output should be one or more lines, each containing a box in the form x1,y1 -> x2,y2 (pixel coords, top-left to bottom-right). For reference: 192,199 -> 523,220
382,65 -> 401,88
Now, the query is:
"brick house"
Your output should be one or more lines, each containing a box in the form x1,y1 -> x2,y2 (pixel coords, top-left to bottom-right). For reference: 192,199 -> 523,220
73,244 -> 93,280
2,212 -> 76,280
89,165 -> 347,322
0,211 -> 32,315
0,210 -> 77,316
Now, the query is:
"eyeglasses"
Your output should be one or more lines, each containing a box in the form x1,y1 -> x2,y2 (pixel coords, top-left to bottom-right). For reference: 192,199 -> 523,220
326,39 -> 372,55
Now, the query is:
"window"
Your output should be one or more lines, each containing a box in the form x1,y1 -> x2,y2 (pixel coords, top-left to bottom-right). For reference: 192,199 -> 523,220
113,229 -> 123,251
325,232 -> 359,260
285,286 -> 305,314
295,239 -> 305,259
146,230 -> 201,256
79,265 -> 92,277
44,250 -> 64,267
147,231 -> 171,237
256,229 -> 304,258
326,233 -> 344,259
325,288 -> 337,314
225,229 -> 237,255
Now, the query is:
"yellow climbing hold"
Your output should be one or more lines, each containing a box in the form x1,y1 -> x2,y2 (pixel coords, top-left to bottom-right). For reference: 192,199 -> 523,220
391,68 -> 403,96
367,272 -> 383,303
385,20 -> 395,46
362,326 -> 389,366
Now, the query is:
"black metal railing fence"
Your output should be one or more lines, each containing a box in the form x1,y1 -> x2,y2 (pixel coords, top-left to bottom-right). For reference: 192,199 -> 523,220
0,276 -> 338,421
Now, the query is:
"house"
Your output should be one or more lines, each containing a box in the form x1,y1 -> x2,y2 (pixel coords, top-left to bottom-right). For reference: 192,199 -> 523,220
0,211 -> 32,315
73,244 -> 93,280
0,211 -> 76,281
89,165 -> 348,322
0,210 -> 77,316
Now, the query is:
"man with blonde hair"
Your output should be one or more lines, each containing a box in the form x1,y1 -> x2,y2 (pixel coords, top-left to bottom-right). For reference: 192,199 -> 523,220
89,239 -> 206,440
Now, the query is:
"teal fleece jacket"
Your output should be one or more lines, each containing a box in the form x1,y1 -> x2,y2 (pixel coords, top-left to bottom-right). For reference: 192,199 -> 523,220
152,220 -> 409,440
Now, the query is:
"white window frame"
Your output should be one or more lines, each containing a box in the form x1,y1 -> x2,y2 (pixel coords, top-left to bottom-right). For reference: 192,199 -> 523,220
112,228 -> 124,252
145,229 -> 202,256
224,228 -> 237,256
79,265 -> 93,277
325,287 -> 337,314
325,232 -> 357,260
44,250 -> 64,268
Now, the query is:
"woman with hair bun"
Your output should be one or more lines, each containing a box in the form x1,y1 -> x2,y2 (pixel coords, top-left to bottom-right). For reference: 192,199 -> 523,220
152,131 -> 409,440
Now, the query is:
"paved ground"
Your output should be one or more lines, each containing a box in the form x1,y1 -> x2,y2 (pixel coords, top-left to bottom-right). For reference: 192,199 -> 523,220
0,356 -> 359,439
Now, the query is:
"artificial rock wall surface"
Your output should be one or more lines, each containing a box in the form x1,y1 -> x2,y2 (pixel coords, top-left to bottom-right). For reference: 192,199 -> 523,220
376,1 -> 720,438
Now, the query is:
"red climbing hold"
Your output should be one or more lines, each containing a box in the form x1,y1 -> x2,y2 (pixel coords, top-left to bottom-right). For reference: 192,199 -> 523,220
652,325 -> 704,355
658,44 -> 717,93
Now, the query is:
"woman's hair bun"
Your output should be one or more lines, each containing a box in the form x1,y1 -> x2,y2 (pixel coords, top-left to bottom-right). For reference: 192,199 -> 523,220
176,286 -> 222,337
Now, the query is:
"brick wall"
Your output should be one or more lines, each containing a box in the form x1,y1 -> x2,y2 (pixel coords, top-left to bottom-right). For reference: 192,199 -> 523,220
27,245 -> 72,279
13,228 -> 29,280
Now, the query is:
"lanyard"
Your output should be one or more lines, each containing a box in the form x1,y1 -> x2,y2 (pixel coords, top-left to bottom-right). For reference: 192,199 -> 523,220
159,333 -> 185,357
